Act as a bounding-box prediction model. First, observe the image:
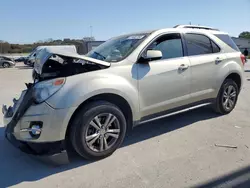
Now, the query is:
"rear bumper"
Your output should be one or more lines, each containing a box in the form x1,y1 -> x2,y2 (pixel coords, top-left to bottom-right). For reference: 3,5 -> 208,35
24,60 -> 33,66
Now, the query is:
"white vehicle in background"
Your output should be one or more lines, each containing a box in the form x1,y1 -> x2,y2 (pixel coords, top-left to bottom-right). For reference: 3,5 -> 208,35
24,45 -> 77,67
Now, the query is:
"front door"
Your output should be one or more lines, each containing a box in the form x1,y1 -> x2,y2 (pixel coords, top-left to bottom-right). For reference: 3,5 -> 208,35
137,33 -> 191,120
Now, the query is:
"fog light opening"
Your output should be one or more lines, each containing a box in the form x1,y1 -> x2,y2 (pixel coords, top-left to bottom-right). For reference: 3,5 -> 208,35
30,125 -> 42,136
29,122 -> 43,138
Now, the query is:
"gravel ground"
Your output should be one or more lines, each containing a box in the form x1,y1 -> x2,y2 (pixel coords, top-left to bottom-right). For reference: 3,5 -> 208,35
0,62 -> 250,188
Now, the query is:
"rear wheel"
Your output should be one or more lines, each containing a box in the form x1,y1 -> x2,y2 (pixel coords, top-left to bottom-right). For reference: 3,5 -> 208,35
214,79 -> 239,114
70,101 -> 127,160
2,62 -> 10,68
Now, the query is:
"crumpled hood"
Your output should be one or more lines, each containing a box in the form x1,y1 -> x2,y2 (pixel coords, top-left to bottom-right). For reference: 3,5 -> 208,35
34,47 -> 110,75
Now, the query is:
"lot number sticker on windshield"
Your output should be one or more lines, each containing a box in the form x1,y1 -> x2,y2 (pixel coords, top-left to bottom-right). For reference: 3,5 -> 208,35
127,35 -> 145,40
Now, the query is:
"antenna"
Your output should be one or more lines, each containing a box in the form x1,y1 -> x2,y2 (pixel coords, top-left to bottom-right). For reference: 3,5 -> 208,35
90,26 -> 93,38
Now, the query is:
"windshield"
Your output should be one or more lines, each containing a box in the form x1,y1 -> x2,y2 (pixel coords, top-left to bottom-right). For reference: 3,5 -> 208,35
86,33 -> 149,62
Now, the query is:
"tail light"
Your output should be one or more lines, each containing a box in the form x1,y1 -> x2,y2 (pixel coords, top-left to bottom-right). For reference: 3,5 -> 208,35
240,54 -> 246,66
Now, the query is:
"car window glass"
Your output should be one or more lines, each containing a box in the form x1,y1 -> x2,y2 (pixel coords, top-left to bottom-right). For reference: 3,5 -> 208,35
148,34 -> 183,60
3,57 -> 11,61
215,34 -> 240,51
185,34 -> 213,56
86,33 -> 149,62
211,41 -> 220,53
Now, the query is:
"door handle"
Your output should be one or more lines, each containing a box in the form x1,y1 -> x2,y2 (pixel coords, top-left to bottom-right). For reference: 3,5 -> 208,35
215,57 -> 223,64
178,64 -> 189,71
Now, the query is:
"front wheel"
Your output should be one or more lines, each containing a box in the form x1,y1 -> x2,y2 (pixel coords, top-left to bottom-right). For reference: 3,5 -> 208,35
213,79 -> 239,114
70,101 -> 127,160
2,62 -> 10,68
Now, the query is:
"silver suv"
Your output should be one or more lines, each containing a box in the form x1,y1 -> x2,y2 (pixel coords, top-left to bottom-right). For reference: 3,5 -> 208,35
2,25 -> 245,161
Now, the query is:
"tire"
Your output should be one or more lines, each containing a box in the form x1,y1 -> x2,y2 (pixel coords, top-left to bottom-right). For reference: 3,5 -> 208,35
70,101 -> 127,160
2,62 -> 10,68
213,79 -> 239,114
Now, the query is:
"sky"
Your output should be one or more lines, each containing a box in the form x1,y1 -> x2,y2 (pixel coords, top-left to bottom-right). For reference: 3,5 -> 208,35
1,0 -> 250,44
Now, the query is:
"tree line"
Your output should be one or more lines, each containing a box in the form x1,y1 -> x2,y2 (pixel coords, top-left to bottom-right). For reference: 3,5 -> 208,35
0,37 -> 95,54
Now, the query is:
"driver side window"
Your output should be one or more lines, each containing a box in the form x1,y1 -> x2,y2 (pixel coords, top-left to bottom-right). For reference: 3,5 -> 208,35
148,33 -> 184,60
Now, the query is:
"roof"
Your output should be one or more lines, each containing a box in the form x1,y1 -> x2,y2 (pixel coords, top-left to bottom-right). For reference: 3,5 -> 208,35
115,25 -> 227,39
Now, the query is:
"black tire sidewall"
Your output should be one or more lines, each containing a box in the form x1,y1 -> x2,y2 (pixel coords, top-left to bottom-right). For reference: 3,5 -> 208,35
71,101 -> 127,160
3,62 -> 10,68
217,79 -> 239,114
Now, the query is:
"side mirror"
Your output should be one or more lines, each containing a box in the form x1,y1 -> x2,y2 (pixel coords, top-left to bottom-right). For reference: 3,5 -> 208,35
141,50 -> 162,62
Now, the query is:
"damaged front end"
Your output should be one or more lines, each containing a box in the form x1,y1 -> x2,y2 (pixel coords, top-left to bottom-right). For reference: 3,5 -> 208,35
33,47 -> 110,82
2,80 -> 69,165
2,48 -> 110,164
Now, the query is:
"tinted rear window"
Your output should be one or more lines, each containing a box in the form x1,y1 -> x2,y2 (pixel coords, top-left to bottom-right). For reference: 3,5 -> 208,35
215,34 -> 240,51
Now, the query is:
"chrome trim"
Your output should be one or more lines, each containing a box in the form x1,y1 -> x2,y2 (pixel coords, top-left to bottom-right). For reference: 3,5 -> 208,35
139,103 -> 211,125
20,127 -> 42,134
23,113 -> 48,117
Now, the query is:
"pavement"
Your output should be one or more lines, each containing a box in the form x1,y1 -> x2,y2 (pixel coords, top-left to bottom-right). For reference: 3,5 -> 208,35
0,62 -> 250,188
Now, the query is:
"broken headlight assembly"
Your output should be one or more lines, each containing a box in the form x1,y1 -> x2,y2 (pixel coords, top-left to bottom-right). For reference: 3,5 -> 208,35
33,78 -> 65,104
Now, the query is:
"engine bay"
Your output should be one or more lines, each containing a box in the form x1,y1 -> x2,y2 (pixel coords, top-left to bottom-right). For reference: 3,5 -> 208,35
33,55 -> 108,81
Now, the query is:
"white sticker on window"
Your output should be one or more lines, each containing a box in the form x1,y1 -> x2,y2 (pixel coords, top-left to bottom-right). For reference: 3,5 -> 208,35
127,35 -> 145,40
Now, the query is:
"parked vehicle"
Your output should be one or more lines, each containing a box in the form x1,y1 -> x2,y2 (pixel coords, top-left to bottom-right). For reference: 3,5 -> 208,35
0,56 -> 16,68
2,25 -> 245,162
24,45 -> 77,67
15,56 -> 27,62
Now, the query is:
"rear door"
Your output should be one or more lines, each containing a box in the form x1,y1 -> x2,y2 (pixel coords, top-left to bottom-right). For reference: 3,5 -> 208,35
184,33 -> 227,103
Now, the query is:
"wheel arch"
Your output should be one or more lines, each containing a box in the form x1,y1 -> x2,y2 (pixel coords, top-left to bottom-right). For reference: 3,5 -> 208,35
225,72 -> 242,90
2,61 -> 11,66
65,93 -> 134,143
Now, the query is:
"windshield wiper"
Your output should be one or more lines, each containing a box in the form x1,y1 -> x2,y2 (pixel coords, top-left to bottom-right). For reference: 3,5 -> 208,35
93,51 -> 106,60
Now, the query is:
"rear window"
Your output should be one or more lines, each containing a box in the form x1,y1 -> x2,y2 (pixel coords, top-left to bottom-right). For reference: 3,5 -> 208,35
215,34 -> 240,51
2,57 -> 12,61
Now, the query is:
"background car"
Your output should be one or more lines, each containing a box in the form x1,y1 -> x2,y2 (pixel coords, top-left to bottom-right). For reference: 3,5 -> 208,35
14,56 -> 27,62
0,56 -> 16,68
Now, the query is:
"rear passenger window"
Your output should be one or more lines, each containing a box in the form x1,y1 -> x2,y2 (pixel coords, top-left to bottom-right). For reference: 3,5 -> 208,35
185,33 -> 220,56
185,34 -> 212,56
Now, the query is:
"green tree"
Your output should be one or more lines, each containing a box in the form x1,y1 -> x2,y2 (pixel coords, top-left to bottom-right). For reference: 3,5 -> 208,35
239,31 -> 250,39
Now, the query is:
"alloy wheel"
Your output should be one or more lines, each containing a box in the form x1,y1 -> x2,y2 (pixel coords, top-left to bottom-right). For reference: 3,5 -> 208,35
222,85 -> 237,111
85,113 -> 120,152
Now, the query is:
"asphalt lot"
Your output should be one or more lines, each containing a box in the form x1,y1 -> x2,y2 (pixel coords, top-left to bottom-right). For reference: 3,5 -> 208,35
0,62 -> 250,188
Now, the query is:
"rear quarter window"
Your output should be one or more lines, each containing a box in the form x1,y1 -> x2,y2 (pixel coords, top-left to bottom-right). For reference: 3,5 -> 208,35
214,34 -> 240,51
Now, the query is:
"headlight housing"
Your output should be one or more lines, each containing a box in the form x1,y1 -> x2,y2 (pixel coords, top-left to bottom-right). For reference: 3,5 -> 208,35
33,78 -> 65,104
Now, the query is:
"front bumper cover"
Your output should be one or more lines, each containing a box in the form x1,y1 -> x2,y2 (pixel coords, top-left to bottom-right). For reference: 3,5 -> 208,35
2,83 -> 70,165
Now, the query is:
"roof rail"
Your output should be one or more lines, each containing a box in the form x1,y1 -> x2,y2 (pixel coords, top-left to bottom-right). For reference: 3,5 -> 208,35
173,25 -> 219,31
